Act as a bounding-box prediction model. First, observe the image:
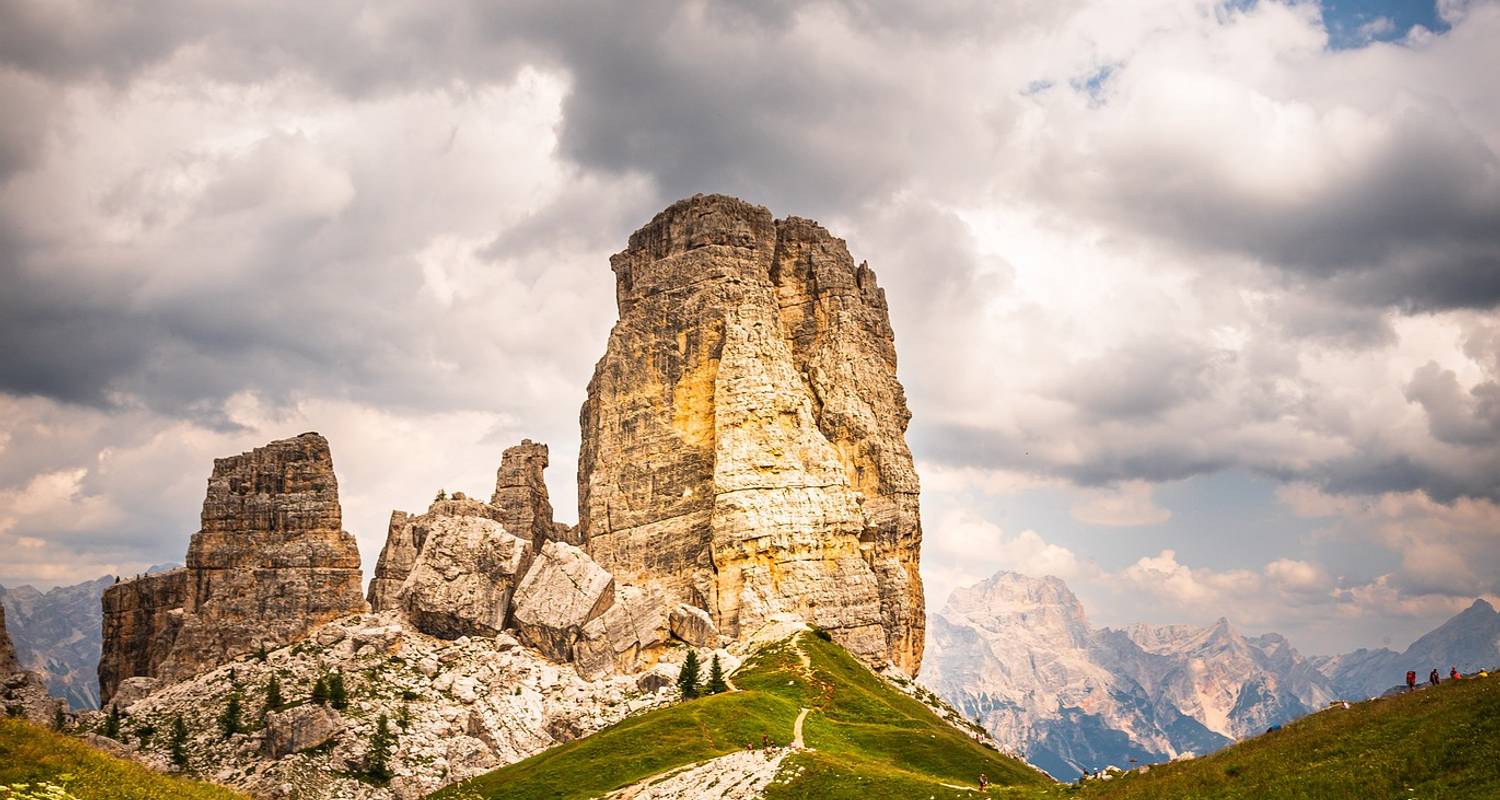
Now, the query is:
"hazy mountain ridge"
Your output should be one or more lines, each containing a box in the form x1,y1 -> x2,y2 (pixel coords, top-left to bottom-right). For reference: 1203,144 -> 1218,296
923,572 -> 1336,779
1312,598 -> 1500,699
0,576 -> 114,709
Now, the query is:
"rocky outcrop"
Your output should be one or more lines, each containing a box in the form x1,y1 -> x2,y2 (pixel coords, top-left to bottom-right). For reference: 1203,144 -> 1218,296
577,194 -> 924,673
368,496 -> 504,612
368,440 -> 578,621
492,440 -> 581,550
510,541 -> 615,664
98,433 -> 366,705
398,515 -> 532,639
98,569 -> 188,706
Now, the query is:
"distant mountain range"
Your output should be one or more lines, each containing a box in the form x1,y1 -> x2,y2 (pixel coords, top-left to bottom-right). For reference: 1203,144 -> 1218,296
1313,598 -> 1500,699
921,571 -> 1500,780
0,564 -> 178,709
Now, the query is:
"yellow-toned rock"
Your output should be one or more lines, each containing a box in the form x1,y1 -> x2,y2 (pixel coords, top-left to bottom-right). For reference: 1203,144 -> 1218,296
578,194 -> 925,674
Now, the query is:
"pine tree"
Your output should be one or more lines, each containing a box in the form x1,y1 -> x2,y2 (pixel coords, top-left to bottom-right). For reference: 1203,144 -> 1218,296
102,704 -> 122,739
53,705 -> 66,731
220,692 -> 244,738
264,674 -> 283,714
396,703 -> 411,732
329,671 -> 348,710
169,715 -> 190,769
706,653 -> 727,695
312,674 -> 330,706
366,713 -> 394,783
677,650 -> 701,699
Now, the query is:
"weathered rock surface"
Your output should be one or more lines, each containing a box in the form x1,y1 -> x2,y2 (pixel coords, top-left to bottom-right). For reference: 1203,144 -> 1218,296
98,433 -> 366,704
578,194 -> 925,673
368,497 -> 503,612
574,585 -> 670,680
492,440 -> 581,550
669,604 -> 718,648
511,541 -> 615,663
264,704 -> 344,757
98,569 -> 188,706
103,611 -> 682,800
398,515 -> 531,639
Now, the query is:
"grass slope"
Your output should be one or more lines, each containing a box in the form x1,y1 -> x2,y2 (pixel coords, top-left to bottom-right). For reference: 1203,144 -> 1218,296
0,717 -> 246,800
434,632 -> 1050,800
1066,673 -> 1500,800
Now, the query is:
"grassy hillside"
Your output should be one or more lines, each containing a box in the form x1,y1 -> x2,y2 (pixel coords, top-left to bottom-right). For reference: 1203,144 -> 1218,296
0,717 -> 246,800
433,631 -> 1050,799
1068,673 -> 1500,800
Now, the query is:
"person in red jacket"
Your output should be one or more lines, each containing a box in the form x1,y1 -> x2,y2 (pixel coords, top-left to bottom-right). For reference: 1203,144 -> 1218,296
1451,666 -> 1463,681
1406,670 -> 1417,691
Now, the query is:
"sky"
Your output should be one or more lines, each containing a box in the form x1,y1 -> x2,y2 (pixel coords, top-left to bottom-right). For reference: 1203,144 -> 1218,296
0,0 -> 1496,657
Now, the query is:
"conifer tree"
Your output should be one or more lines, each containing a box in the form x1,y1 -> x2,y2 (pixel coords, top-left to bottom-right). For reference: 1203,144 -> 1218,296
169,715 -> 190,769
677,650 -> 701,699
264,673 -> 283,714
53,704 -> 66,731
366,713 -> 394,783
329,671 -> 348,710
706,653 -> 728,695
220,692 -> 244,738
397,703 -> 411,732
312,674 -> 330,705
102,704 -> 122,739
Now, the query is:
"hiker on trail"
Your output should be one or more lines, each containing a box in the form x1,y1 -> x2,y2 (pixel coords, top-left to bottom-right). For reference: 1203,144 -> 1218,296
978,773 -> 989,790
762,734 -> 771,750
1406,670 -> 1417,691
1451,666 -> 1463,681
1430,668 -> 1441,686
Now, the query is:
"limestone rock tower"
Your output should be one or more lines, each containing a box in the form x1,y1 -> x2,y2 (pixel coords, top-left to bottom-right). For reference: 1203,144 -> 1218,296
578,194 -> 925,673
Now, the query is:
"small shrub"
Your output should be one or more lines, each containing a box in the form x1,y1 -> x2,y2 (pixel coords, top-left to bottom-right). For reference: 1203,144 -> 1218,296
311,675 -> 330,706
812,627 -> 833,642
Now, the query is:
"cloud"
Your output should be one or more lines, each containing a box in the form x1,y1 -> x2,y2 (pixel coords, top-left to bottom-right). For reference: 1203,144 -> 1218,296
1069,480 -> 1172,526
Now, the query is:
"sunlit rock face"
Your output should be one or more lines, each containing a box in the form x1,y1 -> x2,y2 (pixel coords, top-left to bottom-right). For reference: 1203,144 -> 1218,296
99,433 -> 366,704
577,194 -> 925,674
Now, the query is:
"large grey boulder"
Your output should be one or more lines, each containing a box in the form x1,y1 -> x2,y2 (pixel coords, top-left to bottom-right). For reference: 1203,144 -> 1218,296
511,541 -> 614,662
398,515 -> 532,638
669,604 -> 719,648
263,704 -> 342,758
574,585 -> 669,680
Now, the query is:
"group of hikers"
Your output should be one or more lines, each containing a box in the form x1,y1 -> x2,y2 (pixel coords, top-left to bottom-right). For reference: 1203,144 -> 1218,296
1404,666 -> 1484,690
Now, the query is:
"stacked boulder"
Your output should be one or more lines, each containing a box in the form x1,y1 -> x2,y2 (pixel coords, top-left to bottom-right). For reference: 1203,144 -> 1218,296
368,443 -> 719,679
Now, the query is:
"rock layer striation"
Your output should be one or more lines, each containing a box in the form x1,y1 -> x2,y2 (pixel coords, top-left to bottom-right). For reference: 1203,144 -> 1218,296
98,433 -> 365,704
578,194 -> 924,673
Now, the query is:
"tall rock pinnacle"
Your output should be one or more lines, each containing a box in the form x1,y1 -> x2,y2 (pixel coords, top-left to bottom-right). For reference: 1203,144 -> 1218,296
99,433 -> 366,704
578,194 -> 925,673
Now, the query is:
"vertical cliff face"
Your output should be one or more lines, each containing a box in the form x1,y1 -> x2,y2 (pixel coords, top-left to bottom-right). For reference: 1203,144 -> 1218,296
98,433 -> 366,704
97,569 -> 187,706
578,194 -> 924,673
